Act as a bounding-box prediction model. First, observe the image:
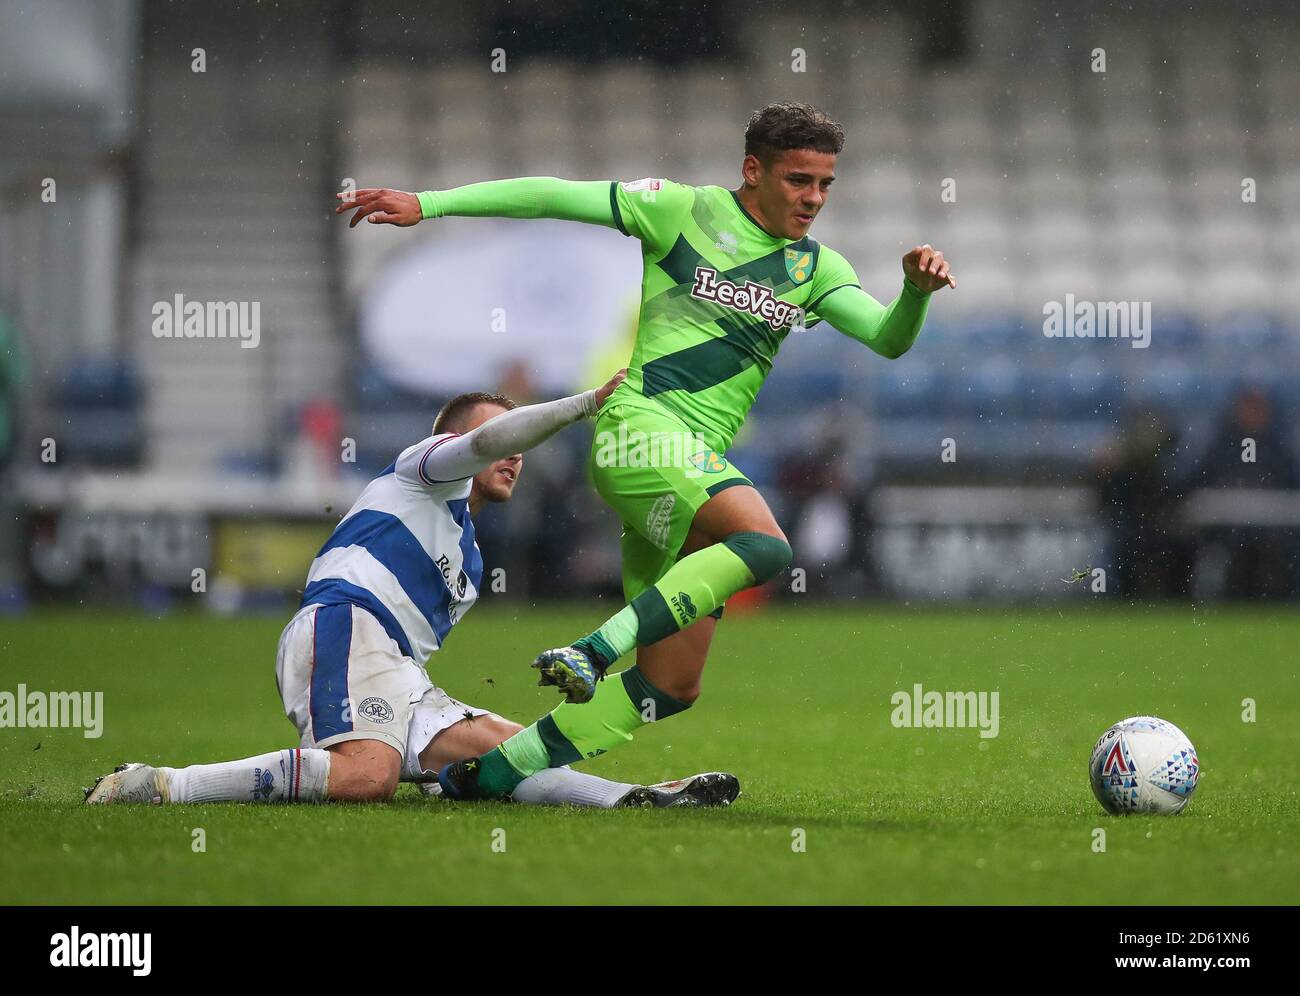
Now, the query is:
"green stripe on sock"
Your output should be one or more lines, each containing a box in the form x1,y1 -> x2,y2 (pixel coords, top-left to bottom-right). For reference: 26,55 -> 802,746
537,715 -> 582,766
630,586 -> 678,646
576,630 -> 621,670
476,746 -> 527,797
481,716 -> 582,798
497,723 -> 549,779
601,604 -> 639,656
629,542 -> 752,644
621,665 -> 691,720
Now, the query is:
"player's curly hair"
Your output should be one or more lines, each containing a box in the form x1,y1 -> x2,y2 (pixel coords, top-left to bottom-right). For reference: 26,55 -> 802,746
433,391 -> 517,435
744,102 -> 845,164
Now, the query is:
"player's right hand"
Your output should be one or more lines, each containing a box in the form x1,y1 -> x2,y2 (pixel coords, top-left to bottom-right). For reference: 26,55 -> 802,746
902,244 -> 957,291
594,369 -> 628,409
335,187 -> 422,228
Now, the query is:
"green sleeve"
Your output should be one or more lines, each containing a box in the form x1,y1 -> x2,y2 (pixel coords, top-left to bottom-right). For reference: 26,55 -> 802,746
609,179 -> 695,253
416,177 -> 619,228
415,176 -> 696,253
810,278 -> 931,360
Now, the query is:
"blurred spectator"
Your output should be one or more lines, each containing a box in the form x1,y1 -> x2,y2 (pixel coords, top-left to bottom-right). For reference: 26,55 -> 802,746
1189,387 -> 1299,599
473,360 -> 588,599
1096,409 -> 1192,598
779,430 -> 874,597
0,306 -> 26,607
287,399 -> 344,485
1195,387 -> 1299,490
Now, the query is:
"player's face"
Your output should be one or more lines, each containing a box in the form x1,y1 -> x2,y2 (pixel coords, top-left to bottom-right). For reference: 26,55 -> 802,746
748,148 -> 837,239
463,403 -> 523,504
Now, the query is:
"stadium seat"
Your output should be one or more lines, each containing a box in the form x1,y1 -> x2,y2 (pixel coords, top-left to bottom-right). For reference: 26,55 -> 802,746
870,361 -> 946,417
53,358 -> 145,467
950,358 -> 1026,418
1023,364 -> 1122,419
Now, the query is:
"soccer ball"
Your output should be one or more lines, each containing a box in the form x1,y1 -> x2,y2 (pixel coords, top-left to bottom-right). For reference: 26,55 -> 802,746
1089,716 -> 1200,815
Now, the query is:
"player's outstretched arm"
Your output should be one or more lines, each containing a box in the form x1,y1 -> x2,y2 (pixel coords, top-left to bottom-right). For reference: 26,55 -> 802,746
815,244 -> 955,360
336,178 -> 618,230
411,370 -> 626,483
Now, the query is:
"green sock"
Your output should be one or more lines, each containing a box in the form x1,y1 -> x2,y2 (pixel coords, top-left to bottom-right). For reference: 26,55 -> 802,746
581,531 -> 793,665
476,666 -> 691,799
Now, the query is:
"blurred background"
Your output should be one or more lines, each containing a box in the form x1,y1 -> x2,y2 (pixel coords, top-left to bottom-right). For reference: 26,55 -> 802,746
1,0 -> 1297,615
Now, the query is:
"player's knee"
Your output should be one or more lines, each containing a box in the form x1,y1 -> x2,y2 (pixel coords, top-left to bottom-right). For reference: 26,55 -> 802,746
367,773 -> 400,802
328,742 -> 401,802
669,680 -> 702,706
645,674 -> 700,706
645,670 -> 702,707
357,759 -> 400,801
723,530 -> 793,584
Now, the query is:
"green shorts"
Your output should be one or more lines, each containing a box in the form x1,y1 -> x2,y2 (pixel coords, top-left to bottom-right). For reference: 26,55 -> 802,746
588,396 -> 752,601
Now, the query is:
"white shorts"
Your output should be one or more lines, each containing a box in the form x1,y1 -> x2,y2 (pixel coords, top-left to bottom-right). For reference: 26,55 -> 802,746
275,603 -> 490,781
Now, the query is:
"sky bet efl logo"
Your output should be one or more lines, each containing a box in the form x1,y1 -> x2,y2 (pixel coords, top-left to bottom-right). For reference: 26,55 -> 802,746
689,266 -> 805,331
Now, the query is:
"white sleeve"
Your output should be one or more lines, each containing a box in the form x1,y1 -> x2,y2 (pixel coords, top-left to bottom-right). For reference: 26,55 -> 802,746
394,433 -> 467,487
395,390 -> 599,487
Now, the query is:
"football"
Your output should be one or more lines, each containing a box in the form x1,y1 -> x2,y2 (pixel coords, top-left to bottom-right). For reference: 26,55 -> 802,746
1089,716 -> 1201,815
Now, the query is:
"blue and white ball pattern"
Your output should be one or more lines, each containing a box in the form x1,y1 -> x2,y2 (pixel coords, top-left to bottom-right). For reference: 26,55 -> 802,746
1089,716 -> 1200,815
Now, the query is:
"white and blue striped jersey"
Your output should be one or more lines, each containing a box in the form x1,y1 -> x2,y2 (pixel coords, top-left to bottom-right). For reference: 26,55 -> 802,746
301,433 -> 483,665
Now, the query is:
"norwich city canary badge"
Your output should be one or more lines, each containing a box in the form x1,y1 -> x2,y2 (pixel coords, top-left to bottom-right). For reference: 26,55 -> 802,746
784,249 -> 812,284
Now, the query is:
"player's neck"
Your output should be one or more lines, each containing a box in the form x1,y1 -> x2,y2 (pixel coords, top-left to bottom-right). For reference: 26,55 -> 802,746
468,491 -> 483,516
733,186 -> 783,239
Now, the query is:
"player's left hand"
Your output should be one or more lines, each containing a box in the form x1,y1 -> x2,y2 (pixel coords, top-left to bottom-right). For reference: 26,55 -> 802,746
335,187 -> 422,228
594,369 -> 628,409
902,244 -> 957,292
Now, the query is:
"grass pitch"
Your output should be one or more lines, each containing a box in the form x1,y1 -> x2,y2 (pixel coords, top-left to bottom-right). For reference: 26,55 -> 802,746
1,603 -> 1297,905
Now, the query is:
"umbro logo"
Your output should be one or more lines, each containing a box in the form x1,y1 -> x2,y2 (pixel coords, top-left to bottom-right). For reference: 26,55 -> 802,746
253,767 -> 275,800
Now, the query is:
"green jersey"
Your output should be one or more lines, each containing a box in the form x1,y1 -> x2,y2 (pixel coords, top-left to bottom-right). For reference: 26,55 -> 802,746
611,178 -> 862,449
417,176 -> 932,452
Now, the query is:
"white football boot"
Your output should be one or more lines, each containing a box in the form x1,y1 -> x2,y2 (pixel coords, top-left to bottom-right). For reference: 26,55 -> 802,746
84,762 -> 170,805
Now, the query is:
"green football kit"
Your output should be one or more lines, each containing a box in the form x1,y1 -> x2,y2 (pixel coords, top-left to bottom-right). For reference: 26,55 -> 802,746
416,176 -> 934,793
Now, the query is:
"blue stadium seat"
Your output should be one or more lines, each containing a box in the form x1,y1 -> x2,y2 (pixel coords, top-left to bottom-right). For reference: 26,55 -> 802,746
1123,362 -> 1202,412
1151,311 -> 1203,350
353,362 -> 434,412
1023,366 -> 1123,418
753,366 -> 847,414
218,450 -> 279,477
58,358 -> 141,408
955,312 -> 1026,352
54,358 -> 144,467
352,411 -> 439,474
1216,312 -> 1286,352
869,362 -> 947,417
943,359 -> 1025,417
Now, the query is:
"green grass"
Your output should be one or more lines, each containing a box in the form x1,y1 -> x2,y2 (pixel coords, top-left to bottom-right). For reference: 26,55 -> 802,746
1,603 -> 1297,904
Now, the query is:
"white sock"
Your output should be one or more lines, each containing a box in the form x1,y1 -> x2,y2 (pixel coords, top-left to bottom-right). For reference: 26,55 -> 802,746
510,766 -> 638,809
162,748 -> 331,803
